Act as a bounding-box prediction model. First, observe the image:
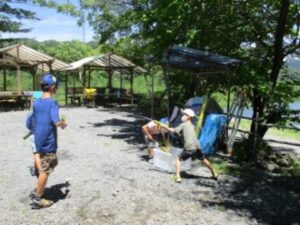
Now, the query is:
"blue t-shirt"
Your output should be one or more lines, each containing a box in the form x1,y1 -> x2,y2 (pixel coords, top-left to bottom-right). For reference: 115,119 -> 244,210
33,98 -> 60,153
26,112 -> 34,132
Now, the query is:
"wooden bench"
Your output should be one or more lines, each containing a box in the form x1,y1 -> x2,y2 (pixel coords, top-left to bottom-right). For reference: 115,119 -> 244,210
0,91 -> 31,111
67,87 -> 83,105
107,88 -> 137,104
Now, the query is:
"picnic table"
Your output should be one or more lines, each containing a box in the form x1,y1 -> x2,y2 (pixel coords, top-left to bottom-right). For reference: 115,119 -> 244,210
0,91 -> 32,111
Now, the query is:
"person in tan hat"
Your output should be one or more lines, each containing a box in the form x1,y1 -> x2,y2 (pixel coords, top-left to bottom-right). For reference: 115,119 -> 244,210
164,108 -> 217,183
142,120 -> 168,162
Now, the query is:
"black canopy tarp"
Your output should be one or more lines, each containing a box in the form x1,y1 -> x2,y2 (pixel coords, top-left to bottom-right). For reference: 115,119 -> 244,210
160,45 -> 242,118
162,45 -> 242,72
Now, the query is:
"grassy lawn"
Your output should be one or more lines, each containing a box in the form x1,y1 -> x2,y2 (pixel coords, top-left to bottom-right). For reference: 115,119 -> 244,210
1,71 -> 298,140
231,119 -> 300,141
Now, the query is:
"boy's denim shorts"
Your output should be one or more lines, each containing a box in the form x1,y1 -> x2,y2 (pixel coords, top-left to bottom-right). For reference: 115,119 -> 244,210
39,153 -> 58,174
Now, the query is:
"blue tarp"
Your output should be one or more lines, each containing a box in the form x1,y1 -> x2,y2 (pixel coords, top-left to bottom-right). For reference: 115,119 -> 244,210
199,114 -> 227,156
166,98 -> 226,156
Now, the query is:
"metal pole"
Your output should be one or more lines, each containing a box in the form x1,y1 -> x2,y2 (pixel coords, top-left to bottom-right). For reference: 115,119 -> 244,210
163,67 -> 171,120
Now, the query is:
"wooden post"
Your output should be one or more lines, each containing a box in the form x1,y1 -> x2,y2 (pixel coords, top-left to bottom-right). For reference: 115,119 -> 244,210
106,68 -> 113,90
130,70 -> 133,106
73,71 -> 76,96
32,66 -> 37,90
119,73 -> 123,105
49,63 -> 53,74
3,66 -> 6,91
16,66 -> 21,94
65,72 -> 69,105
107,54 -> 113,90
16,45 -> 21,94
88,68 -> 91,88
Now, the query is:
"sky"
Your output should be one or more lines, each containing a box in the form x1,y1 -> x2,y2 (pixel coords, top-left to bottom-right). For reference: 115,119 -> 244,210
1,1 -> 94,42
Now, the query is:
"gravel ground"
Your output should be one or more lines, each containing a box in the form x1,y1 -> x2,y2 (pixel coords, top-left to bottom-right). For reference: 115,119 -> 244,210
0,107 -> 299,225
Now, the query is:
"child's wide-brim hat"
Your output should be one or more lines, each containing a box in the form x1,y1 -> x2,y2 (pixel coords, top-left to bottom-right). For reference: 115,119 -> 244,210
181,108 -> 195,118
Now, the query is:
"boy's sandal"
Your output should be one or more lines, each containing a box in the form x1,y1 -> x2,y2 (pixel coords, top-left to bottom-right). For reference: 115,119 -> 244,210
171,175 -> 182,183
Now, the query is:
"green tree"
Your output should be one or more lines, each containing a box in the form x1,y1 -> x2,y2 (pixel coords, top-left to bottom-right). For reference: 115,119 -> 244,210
83,0 -> 300,140
39,40 -> 98,62
0,1 -> 78,40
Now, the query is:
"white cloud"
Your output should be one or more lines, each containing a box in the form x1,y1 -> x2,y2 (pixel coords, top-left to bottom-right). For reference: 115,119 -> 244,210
36,15 -> 77,27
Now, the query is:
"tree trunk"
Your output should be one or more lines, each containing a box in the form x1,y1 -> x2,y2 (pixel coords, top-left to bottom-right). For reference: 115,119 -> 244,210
250,89 -> 268,138
250,0 -> 290,139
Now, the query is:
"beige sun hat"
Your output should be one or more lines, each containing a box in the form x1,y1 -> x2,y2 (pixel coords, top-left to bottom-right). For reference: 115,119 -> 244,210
181,108 -> 195,118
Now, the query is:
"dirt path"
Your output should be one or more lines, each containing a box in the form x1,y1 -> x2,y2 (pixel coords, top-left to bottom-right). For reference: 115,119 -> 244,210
0,107 -> 298,225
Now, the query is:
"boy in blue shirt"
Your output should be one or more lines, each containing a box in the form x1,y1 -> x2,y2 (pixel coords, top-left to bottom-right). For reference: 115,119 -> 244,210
30,74 -> 67,209
25,111 -> 41,177
25,91 -> 43,177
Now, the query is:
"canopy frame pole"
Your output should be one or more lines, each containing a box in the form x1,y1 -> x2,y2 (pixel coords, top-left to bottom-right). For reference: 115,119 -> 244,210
162,65 -> 171,120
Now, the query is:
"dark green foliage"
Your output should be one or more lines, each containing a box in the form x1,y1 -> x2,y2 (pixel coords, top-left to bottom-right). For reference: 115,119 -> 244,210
82,0 -> 300,139
233,138 -> 273,162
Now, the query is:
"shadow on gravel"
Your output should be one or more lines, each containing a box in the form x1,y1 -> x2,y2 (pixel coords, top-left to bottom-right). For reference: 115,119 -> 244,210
93,117 -> 147,146
197,164 -> 300,225
181,171 -> 212,180
43,182 -> 70,203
